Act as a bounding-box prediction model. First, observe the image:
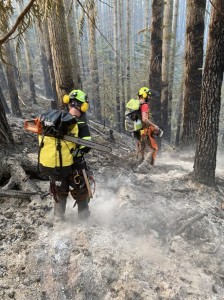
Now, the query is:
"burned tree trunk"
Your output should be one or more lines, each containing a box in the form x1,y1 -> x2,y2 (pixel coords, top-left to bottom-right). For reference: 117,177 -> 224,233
3,42 -> 22,117
0,85 -> 10,114
0,99 -> 14,144
48,0 -> 74,107
148,0 -> 164,128
182,0 -> 206,147
194,0 -> 224,185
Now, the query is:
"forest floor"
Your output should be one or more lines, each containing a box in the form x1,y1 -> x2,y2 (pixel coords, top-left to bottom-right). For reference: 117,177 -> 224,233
1,102 -> 224,300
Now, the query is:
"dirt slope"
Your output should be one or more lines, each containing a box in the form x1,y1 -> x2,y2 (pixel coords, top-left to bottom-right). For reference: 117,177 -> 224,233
1,122 -> 224,300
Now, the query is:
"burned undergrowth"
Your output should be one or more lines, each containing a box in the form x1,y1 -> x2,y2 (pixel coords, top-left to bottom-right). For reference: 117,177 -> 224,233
0,112 -> 224,300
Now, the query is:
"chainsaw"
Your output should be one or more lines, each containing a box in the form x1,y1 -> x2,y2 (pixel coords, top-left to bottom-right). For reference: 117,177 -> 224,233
24,118 -> 112,153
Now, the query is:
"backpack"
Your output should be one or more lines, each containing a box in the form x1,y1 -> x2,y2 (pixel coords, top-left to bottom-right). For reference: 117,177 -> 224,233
38,110 -> 79,178
40,110 -> 76,138
125,99 -> 143,133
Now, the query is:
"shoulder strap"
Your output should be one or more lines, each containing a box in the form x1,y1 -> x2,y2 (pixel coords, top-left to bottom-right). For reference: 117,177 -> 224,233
56,139 -> 63,169
38,135 -> 45,171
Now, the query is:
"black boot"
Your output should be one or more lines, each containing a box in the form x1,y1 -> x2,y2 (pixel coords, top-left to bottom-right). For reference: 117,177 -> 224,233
54,197 -> 67,222
77,199 -> 91,219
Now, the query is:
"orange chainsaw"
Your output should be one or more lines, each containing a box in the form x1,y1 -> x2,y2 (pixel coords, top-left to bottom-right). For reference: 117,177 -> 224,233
24,118 -> 112,153
24,118 -> 42,134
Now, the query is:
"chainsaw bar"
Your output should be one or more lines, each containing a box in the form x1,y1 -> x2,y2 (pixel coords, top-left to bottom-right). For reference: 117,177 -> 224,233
63,135 -> 112,153
24,118 -> 112,153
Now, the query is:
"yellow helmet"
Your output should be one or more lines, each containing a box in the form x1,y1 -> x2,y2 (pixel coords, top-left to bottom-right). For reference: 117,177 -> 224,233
138,87 -> 151,99
63,89 -> 89,112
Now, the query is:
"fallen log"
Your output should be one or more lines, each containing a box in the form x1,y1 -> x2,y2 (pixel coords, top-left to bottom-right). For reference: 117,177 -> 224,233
0,157 -> 45,202
175,212 -> 207,235
0,189 -> 36,199
2,159 -> 39,192
89,124 -> 113,142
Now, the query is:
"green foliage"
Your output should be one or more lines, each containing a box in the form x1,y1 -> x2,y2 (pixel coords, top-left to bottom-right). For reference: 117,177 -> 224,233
0,0 -> 55,61
0,0 -> 53,42
0,2 -> 13,30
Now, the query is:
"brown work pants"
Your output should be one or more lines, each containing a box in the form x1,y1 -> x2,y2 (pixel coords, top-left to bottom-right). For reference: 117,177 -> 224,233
136,126 -> 158,165
50,170 -> 90,219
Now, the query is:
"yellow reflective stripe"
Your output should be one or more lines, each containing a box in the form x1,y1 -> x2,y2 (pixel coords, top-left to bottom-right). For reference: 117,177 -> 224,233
79,136 -> 91,149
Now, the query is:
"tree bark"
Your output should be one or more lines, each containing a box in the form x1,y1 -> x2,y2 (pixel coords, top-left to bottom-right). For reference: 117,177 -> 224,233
113,0 -> 121,131
169,0 -> 179,141
126,0 -> 131,101
36,22 -> 54,100
42,21 -> 58,109
22,31 -> 37,104
0,86 -> 10,114
18,1 -> 36,104
175,78 -> 184,146
161,0 -> 173,141
148,0 -> 164,128
0,98 -> 14,144
87,0 -> 101,121
0,62 -> 8,90
64,0 -> 82,89
48,0 -> 74,108
3,42 -> 22,117
182,0 -> 206,147
193,0 -> 224,185
119,0 -> 126,131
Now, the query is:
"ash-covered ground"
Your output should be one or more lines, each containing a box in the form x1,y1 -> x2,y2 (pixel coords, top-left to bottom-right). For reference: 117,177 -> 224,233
1,109 -> 224,300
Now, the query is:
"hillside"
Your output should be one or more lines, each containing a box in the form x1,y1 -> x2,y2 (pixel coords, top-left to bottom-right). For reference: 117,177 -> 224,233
0,112 -> 224,300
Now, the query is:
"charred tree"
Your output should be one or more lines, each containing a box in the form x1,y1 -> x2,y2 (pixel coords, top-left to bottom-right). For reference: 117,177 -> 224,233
48,0 -> 74,107
148,0 -> 164,128
161,0 -> 173,141
64,0 -> 82,89
169,0 -> 179,140
0,62 -> 8,90
175,78 -> 184,146
182,0 -> 206,147
0,86 -> 10,114
18,0 -> 36,104
126,0 -> 131,100
23,32 -> 37,105
42,21 -> 58,109
119,0 -> 126,131
3,42 -> 22,117
36,22 -> 54,100
113,0 -> 121,131
0,99 -> 14,144
87,0 -> 101,121
194,0 -> 224,185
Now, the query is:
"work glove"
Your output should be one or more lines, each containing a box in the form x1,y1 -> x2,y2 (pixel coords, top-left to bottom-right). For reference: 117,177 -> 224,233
73,155 -> 86,170
73,148 -> 84,157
